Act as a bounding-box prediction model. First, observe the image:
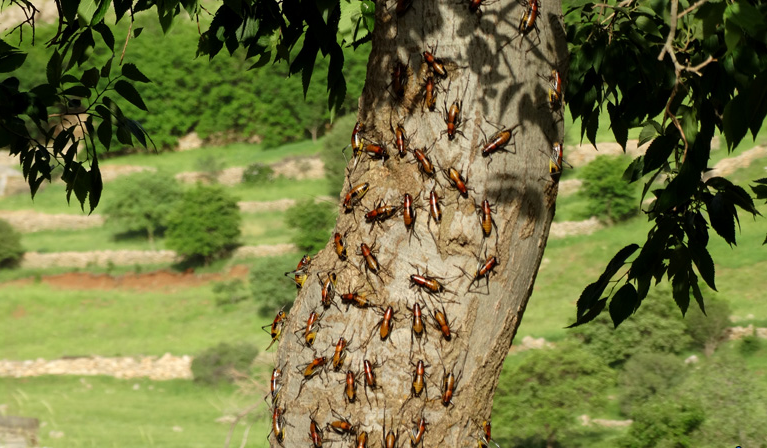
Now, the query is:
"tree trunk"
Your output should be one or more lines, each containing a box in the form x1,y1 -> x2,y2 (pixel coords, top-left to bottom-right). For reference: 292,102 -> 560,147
272,0 -> 565,445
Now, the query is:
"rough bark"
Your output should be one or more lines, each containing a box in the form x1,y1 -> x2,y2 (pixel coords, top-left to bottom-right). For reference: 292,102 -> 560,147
271,0 -> 566,445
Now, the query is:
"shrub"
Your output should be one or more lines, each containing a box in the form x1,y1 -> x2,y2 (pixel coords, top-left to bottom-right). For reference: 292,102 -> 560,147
284,199 -> 336,253
579,155 -> 638,223
102,171 -> 182,246
212,279 -> 250,307
320,114 -> 357,197
618,352 -> 687,416
191,342 -> 259,386
165,185 -> 242,263
0,219 -> 24,269
573,286 -> 691,367
250,254 -> 300,317
194,155 -> 225,184
242,162 -> 276,185
740,334 -> 762,356
684,298 -> 731,356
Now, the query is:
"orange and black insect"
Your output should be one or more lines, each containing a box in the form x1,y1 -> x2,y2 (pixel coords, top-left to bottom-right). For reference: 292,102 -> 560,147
410,415 -> 428,447
441,368 -> 461,407
443,98 -> 464,141
264,367 -> 282,405
476,199 -> 498,240
424,76 -> 437,111
407,300 -> 428,353
427,186 -> 442,225
409,269 -> 447,297
262,308 -> 287,350
343,182 -> 370,214
431,305 -> 455,342
369,305 -> 398,344
327,408 -> 356,439
518,0 -> 541,47
458,252 -> 498,294
364,142 -> 389,161
423,47 -> 447,79
299,356 -> 327,380
410,359 -> 428,399
393,122 -> 410,158
391,60 -> 408,98
343,370 -> 358,403
480,124 -> 519,161
270,406 -> 286,444
355,431 -> 369,448
364,200 -> 399,229
549,141 -> 571,179
284,254 -> 311,288
332,336 -> 351,371
382,409 -> 401,448
343,122 -> 366,171
469,0 -> 483,13
309,407 -> 324,448
334,232 -> 348,261
444,166 -> 471,198
362,358 -> 380,406
477,419 -> 501,448
547,69 -> 563,110
357,240 -> 388,282
340,287 -> 375,310
317,272 -> 339,310
294,310 -> 323,347
402,193 -> 421,244
412,146 -> 436,179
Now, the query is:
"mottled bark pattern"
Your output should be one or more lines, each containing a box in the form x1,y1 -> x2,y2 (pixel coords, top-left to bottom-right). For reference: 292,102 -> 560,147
271,0 -> 566,445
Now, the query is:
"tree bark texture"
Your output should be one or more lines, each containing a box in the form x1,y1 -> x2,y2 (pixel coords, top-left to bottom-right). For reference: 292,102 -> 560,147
271,0 -> 566,445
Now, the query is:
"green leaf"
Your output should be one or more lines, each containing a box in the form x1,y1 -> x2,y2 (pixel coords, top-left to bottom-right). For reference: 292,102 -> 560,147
101,57 -> 113,78
80,67 -> 100,88
623,156 -> 644,183
121,63 -> 151,83
97,117 -> 112,150
567,298 -> 607,328
91,0 -> 111,24
638,122 -> 658,147
607,102 -> 628,151
0,50 -> 27,73
586,106 -> 599,149
689,244 -> 716,291
725,2 -> 766,38
707,192 -> 736,245
134,27 -> 144,38
724,184 -> 760,216
46,50 -> 62,87
62,85 -> 92,98
680,106 -> 698,147
114,80 -> 148,111
642,135 -> 676,174
690,273 -> 706,315
672,270 -> 690,316
89,156 -> 102,213
654,163 -> 698,212
94,23 -> 115,52
576,244 -> 639,318
608,283 -> 639,328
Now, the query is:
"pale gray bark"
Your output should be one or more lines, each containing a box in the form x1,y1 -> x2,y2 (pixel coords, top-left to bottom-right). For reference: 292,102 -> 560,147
271,0 -> 566,445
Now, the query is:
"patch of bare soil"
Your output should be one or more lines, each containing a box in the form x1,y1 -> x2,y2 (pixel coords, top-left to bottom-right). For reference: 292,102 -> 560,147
1,265 -> 249,292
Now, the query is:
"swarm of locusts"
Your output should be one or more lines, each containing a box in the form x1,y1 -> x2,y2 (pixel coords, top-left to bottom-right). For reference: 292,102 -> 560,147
264,0 -> 565,446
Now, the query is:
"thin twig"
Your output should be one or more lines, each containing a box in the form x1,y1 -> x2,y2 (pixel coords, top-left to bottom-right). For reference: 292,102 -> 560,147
223,402 -> 261,448
658,0 -> 679,62
678,0 -> 707,18
238,424 -> 252,448
119,11 -> 134,65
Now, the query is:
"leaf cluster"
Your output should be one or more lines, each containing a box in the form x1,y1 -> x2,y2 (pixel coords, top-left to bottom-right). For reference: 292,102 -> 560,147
565,0 -> 766,327
0,218 -> 24,269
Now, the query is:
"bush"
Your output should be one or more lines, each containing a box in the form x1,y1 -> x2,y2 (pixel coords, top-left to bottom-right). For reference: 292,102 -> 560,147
191,342 -> 259,386
740,334 -> 762,356
165,185 -> 242,263
285,199 -> 337,253
685,298 -> 731,356
320,114 -> 357,197
573,286 -> 691,367
0,219 -> 24,269
618,352 -> 687,416
102,171 -> 182,246
250,254 -> 300,317
212,279 -> 250,307
242,162 -> 276,185
194,155 -> 225,184
579,155 -> 638,223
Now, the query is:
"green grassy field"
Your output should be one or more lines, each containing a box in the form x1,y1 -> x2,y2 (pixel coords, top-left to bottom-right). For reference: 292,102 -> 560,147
1,376 -> 270,448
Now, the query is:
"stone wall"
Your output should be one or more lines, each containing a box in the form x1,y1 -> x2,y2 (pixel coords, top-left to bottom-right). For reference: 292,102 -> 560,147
0,354 -> 192,380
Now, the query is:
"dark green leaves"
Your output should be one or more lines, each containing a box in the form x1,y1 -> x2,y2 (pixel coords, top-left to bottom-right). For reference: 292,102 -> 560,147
0,41 -> 27,73
114,80 -> 148,111
642,134 -> 677,175
608,283 -> 639,328
707,192 -> 737,245
121,64 -> 152,83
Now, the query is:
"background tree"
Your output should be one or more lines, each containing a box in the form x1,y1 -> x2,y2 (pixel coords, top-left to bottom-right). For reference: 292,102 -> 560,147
165,184 -> 241,264
102,170 -> 182,247
684,298 -> 731,357
579,155 -> 638,223
493,343 -> 614,448
0,218 -> 24,269
284,199 -> 336,254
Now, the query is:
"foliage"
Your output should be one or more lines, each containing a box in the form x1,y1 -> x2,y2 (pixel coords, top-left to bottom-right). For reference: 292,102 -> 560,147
684,298 -> 731,356
622,354 -> 767,448
284,199 -> 336,253
0,218 -> 24,269
566,0 -> 765,328
573,287 -> 691,367
212,279 -> 250,307
242,162 -> 276,185
493,343 -> 614,447
579,156 -> 638,223
250,255 -> 300,317
190,342 -> 259,386
739,334 -> 762,356
165,185 -> 241,263
102,171 -> 182,244
321,114 -> 357,197
193,155 -> 225,184
620,396 -> 705,448
618,353 -> 687,416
